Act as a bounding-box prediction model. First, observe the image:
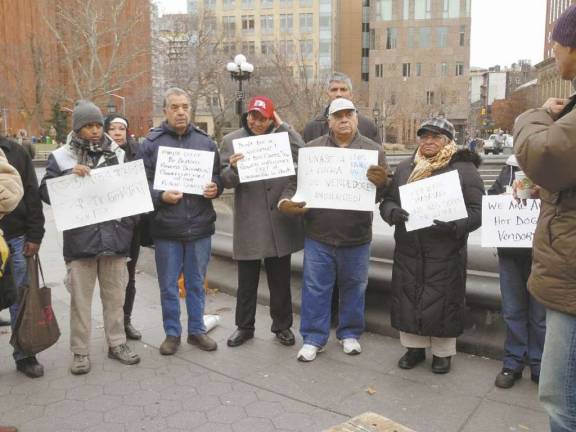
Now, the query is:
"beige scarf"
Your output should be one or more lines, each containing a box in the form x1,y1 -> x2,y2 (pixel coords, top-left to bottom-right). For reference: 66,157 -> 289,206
407,141 -> 458,183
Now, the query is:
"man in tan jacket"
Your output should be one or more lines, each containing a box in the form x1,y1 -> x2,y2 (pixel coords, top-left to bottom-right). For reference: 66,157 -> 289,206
514,5 -> 576,431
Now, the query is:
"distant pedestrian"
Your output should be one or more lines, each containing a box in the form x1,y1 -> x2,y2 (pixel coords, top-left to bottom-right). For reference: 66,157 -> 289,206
488,155 -> 545,389
514,5 -> 576,430
280,98 -> 389,362
221,96 -> 304,348
104,114 -> 142,341
40,100 -> 140,375
0,134 -> 46,378
138,88 -> 222,356
380,118 -> 483,374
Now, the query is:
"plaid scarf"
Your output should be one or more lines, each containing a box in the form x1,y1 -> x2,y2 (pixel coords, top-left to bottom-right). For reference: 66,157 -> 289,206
407,141 -> 458,183
69,133 -> 119,168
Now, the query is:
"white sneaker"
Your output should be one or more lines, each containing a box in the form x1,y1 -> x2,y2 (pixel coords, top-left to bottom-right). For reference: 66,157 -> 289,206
341,338 -> 362,355
297,344 -> 324,362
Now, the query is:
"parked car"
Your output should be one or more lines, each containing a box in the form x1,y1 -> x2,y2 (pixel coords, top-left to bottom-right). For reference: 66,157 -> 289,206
483,134 -> 509,155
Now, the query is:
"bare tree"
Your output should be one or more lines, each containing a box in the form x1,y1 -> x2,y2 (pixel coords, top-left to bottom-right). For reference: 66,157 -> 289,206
40,0 -> 149,103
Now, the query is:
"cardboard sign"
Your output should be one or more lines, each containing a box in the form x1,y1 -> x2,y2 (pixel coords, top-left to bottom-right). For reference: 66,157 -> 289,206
292,147 -> 378,211
46,160 -> 153,231
153,146 -> 215,195
232,132 -> 295,183
481,195 -> 540,248
399,170 -> 468,232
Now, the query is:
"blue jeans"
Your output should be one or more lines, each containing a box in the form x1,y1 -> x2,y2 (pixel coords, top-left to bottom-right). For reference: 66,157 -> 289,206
154,237 -> 211,337
8,236 -> 30,361
540,309 -> 576,432
300,237 -> 369,347
498,253 -> 546,374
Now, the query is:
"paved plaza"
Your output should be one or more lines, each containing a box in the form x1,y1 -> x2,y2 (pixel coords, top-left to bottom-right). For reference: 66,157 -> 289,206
0,205 -> 549,432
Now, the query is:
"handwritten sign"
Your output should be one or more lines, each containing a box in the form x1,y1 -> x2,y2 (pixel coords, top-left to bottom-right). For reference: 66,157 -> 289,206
292,147 -> 378,211
399,170 -> 468,232
46,160 -> 153,231
153,146 -> 214,195
481,195 -> 540,247
232,132 -> 295,183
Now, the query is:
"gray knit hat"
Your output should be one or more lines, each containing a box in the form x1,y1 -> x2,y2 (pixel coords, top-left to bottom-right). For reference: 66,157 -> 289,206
417,117 -> 456,141
552,5 -> 576,48
72,100 -> 104,132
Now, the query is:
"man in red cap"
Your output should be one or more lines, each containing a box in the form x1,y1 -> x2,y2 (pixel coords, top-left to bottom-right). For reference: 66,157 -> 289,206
220,96 -> 305,348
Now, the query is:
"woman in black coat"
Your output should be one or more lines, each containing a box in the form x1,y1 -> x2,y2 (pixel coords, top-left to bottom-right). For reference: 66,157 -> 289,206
380,118 -> 484,374
104,114 -> 142,340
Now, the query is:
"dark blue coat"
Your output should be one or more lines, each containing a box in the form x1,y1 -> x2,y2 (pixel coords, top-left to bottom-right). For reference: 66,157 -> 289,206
137,122 -> 223,241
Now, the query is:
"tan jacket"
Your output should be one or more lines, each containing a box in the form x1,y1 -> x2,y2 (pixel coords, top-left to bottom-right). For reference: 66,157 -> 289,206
514,103 -> 576,315
0,148 -> 23,220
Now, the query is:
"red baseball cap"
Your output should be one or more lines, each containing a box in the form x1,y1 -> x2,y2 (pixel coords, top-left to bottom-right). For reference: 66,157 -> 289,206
247,96 -> 275,119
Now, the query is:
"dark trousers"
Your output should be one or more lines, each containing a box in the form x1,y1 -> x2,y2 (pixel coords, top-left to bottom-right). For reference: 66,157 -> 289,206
236,255 -> 293,332
123,230 -> 141,319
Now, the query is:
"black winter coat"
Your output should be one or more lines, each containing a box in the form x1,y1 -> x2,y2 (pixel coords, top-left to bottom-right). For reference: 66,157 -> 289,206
0,137 -> 45,243
380,149 -> 484,337
39,135 -> 136,262
137,122 -> 223,241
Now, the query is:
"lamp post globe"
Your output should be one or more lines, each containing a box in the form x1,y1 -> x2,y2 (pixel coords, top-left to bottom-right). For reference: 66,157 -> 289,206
227,53 -> 254,127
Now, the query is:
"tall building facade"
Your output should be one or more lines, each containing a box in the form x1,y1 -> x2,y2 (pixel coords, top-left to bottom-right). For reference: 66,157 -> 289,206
537,0 -> 576,104
188,0 -> 337,81
0,0 -> 153,137
368,0 -> 472,145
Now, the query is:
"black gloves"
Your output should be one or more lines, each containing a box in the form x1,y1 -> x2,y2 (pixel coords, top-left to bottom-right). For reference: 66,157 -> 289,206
389,208 -> 410,225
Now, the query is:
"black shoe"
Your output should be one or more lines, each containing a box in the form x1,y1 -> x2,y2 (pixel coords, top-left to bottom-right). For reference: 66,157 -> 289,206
275,329 -> 295,346
494,368 -> 523,388
431,355 -> 451,374
398,348 -> 426,369
188,333 -> 218,351
227,328 -> 254,347
124,319 -> 142,340
16,357 -> 44,378
531,373 -> 539,384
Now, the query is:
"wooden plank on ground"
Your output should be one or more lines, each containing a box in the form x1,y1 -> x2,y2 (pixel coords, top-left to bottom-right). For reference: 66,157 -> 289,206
323,412 -> 415,432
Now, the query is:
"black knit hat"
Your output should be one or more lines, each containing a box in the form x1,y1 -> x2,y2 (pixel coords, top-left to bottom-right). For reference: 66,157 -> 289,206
553,5 -> 576,48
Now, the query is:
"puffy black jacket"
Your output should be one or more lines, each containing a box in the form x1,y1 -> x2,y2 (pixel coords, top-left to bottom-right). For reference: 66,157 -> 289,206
137,122 -> 222,241
380,149 -> 484,337
0,137 -> 45,243
39,135 -> 136,261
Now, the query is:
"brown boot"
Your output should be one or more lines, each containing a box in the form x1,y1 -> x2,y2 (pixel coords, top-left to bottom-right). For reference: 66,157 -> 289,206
187,333 -> 217,351
159,336 -> 180,355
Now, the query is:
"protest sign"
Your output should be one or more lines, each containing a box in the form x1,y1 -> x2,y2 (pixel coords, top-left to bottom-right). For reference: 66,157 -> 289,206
481,195 -> 540,248
46,160 -> 153,231
153,146 -> 215,195
399,170 -> 468,232
232,131 -> 295,183
292,147 -> 378,211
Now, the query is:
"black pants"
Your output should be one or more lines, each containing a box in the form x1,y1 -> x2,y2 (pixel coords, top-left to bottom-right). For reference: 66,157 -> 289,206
123,230 -> 141,319
235,255 -> 293,332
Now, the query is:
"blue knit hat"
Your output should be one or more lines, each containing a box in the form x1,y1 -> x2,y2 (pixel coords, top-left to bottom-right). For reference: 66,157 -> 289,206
552,5 -> 576,48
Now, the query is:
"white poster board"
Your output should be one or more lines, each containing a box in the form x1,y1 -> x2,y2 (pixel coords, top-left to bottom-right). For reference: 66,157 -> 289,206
292,147 -> 378,211
232,132 -> 295,183
399,170 -> 468,232
153,146 -> 215,195
481,195 -> 540,248
46,160 -> 153,231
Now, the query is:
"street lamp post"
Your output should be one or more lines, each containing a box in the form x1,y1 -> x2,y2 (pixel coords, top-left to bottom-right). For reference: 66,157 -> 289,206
372,102 -> 385,145
226,54 -> 254,128
106,92 -> 126,115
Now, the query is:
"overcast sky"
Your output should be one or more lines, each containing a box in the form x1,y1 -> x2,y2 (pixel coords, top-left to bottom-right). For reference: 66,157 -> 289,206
154,0 -> 547,69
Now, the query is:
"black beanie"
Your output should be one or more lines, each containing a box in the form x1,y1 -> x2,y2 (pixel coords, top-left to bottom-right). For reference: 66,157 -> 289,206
553,5 -> 576,48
